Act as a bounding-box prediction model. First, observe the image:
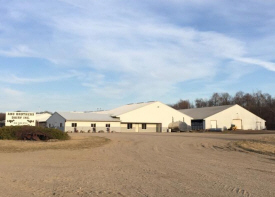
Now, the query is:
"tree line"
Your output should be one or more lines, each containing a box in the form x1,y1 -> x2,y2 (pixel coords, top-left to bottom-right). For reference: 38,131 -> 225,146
0,113 -> 4,121
170,91 -> 275,130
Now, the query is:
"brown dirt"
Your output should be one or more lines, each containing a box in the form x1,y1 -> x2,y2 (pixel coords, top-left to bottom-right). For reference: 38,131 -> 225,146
0,132 -> 275,197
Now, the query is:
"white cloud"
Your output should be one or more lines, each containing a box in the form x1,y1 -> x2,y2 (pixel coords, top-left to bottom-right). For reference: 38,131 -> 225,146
0,0 -> 275,108
0,45 -> 36,57
45,5 -> 275,98
0,70 -> 83,84
236,57 -> 275,72
0,88 -> 25,111
2,87 -> 24,96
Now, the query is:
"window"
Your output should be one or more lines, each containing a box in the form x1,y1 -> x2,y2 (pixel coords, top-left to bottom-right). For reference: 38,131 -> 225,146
91,123 -> 96,127
127,123 -> 132,129
142,123 -> 147,129
60,123 -> 63,127
106,124 -> 110,128
72,123 -> 77,127
49,123 -> 51,127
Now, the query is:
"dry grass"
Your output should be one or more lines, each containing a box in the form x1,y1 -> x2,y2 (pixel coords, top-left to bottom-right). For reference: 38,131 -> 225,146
222,130 -> 275,134
0,135 -> 110,153
235,137 -> 275,156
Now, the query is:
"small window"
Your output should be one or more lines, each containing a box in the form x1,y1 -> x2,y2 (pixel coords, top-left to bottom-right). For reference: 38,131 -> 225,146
106,124 -> 110,128
142,123 -> 146,129
127,123 -> 133,129
49,123 -> 51,127
60,123 -> 63,127
91,123 -> 96,127
72,123 -> 77,127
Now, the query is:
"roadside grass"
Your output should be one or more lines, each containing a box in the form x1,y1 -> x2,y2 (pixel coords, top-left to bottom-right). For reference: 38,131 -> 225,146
235,137 -> 275,156
222,130 -> 275,134
189,130 -> 275,134
0,135 -> 111,153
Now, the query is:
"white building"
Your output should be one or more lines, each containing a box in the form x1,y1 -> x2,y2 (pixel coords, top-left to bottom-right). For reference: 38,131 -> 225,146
47,101 -> 192,132
47,112 -> 121,132
36,113 -> 52,127
179,104 -> 266,131
98,101 -> 192,132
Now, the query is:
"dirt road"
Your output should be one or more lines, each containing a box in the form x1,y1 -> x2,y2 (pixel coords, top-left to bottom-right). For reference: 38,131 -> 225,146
0,133 -> 274,197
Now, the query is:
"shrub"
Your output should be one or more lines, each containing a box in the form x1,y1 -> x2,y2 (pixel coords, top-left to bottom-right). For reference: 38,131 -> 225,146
0,126 -> 70,141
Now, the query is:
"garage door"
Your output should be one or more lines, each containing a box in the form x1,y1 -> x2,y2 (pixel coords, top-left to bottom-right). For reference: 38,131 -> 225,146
210,120 -> 217,129
232,119 -> 242,130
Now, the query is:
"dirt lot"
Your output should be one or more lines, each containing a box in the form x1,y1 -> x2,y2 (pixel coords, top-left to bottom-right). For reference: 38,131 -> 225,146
0,132 -> 275,197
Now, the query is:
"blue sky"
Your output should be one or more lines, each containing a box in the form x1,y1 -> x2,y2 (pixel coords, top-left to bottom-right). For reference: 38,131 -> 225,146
0,0 -> 275,112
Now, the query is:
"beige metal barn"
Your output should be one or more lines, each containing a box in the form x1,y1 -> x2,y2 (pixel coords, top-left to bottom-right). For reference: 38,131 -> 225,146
46,101 -> 192,132
179,104 -> 266,131
97,101 -> 192,132
47,112 -> 121,132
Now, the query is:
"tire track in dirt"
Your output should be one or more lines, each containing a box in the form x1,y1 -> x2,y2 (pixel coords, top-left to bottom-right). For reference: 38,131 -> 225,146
223,185 -> 251,197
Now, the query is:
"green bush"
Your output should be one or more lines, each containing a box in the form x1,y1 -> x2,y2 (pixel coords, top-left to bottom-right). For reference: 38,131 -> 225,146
0,126 -> 70,141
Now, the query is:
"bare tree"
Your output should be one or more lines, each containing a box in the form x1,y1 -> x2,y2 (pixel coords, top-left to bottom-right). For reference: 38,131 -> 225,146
0,113 -> 5,121
220,93 -> 232,105
195,98 -> 208,108
170,99 -> 193,109
170,90 -> 275,129
233,91 -> 244,106
210,93 -> 221,106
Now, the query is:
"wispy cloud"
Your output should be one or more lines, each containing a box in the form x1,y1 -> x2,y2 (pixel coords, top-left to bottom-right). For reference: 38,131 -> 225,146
0,0 -> 274,110
2,87 -> 24,96
0,45 -> 36,57
236,57 -> 275,72
0,70 -> 83,84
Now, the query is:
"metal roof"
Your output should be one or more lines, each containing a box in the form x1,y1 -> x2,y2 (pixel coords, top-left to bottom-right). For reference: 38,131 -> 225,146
36,113 -> 52,122
178,105 -> 234,119
96,101 -> 156,117
96,101 -> 157,116
57,112 -> 120,122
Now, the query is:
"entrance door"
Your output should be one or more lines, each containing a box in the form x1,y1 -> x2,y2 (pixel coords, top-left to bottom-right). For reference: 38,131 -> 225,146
156,124 -> 162,132
135,124 -> 139,132
210,120 -> 217,129
232,119 -> 242,130
256,122 -> 261,130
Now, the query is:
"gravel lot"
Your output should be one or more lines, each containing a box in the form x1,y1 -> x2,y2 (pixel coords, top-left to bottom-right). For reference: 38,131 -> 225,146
0,132 -> 275,197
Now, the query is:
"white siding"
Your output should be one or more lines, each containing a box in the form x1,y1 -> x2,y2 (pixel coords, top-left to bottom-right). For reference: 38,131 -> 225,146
205,105 -> 266,130
210,120 -> 217,129
46,113 -> 66,131
120,123 -> 156,132
118,102 -> 192,132
65,121 -> 121,133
